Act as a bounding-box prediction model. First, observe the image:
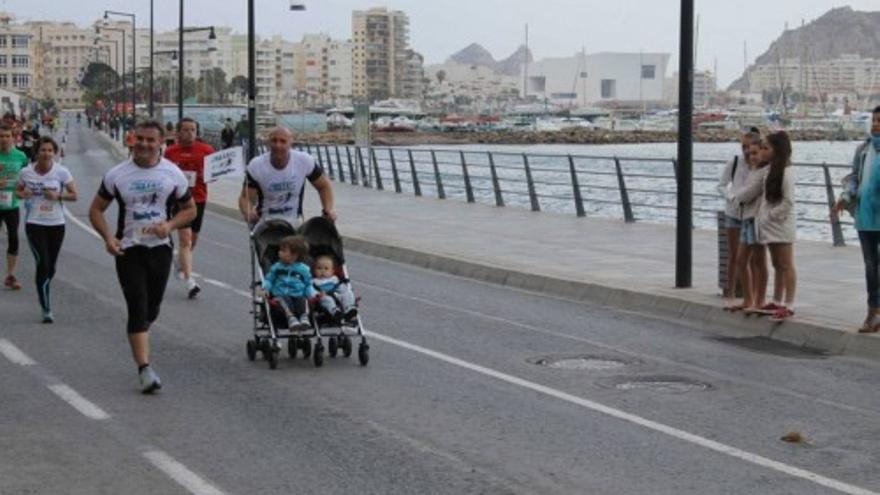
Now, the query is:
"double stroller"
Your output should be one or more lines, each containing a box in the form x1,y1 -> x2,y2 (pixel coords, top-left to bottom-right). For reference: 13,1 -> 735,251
246,216 -> 370,369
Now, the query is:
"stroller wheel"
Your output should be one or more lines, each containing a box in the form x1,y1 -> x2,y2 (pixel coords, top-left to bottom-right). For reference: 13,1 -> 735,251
358,341 -> 369,366
246,340 -> 257,361
287,338 -> 297,359
301,338 -> 312,359
328,337 -> 338,358
267,348 -> 279,369
260,339 -> 272,358
313,340 -> 324,368
341,335 -> 353,358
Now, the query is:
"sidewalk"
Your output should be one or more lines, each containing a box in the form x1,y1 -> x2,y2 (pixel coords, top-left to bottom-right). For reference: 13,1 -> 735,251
96,131 -> 880,361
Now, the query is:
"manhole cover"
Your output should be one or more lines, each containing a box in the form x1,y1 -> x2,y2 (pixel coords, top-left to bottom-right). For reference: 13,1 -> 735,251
714,337 -> 829,359
528,355 -> 630,371
601,375 -> 712,393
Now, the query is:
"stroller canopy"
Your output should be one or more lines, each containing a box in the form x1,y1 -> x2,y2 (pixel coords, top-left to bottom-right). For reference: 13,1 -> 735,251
300,216 -> 345,265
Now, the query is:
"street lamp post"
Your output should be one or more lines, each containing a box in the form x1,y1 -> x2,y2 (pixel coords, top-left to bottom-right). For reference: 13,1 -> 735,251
153,50 -> 178,107
177,22 -> 217,123
104,10 -> 136,121
676,0 -> 695,288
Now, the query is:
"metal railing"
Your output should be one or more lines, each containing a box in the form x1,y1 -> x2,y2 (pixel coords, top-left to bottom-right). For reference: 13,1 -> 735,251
287,142 -> 852,246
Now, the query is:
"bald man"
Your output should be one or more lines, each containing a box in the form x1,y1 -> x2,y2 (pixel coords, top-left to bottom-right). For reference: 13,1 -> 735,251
238,127 -> 336,227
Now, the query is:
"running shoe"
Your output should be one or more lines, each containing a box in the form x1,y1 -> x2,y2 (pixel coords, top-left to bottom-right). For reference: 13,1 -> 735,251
139,365 -> 162,394
769,307 -> 795,322
42,310 -> 54,324
4,274 -> 21,290
187,278 -> 201,299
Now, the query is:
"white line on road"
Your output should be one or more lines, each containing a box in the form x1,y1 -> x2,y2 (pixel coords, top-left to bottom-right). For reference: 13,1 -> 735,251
366,332 -> 880,495
143,450 -> 227,495
47,384 -> 110,421
0,339 -> 36,366
65,210 -> 102,241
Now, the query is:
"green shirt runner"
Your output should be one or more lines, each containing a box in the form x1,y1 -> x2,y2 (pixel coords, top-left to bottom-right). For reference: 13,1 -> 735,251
0,148 -> 28,210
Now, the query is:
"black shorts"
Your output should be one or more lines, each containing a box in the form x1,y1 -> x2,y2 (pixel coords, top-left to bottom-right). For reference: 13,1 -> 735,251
170,202 -> 206,233
115,245 -> 173,334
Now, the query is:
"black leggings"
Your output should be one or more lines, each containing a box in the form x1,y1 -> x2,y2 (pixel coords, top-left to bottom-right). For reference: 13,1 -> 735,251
115,245 -> 172,334
25,224 -> 65,312
0,208 -> 19,255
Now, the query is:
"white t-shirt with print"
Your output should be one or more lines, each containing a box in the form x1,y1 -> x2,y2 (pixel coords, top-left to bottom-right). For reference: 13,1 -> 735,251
245,150 -> 322,224
18,163 -> 74,226
98,158 -> 191,249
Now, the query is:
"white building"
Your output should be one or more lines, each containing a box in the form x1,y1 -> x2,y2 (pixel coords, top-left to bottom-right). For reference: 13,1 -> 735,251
293,33 -> 353,108
524,52 -> 670,108
0,13 -> 35,105
424,61 -> 519,111
352,7 -> 422,102
155,26 -> 232,82
666,70 -> 717,108
747,54 -> 880,101
27,20 -> 93,108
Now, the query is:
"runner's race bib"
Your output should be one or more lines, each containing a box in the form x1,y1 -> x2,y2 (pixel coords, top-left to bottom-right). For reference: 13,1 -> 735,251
131,222 -> 158,245
183,171 -> 197,188
34,201 -> 58,220
0,191 -> 12,207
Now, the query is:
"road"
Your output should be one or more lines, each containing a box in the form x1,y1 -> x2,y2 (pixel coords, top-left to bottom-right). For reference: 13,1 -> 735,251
2,122 -> 880,494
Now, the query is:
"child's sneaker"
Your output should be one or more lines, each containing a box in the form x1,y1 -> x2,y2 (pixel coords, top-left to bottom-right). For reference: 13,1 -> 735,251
344,307 -> 359,322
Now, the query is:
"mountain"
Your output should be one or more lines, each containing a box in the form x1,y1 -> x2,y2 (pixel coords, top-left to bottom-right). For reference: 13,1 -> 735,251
496,45 -> 533,76
729,7 -> 880,91
445,43 -> 534,76
448,43 -> 497,68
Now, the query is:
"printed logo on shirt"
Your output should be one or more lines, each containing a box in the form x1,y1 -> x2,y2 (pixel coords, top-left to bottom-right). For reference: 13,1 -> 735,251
268,180 -> 296,193
128,180 -> 165,195
133,210 -> 162,221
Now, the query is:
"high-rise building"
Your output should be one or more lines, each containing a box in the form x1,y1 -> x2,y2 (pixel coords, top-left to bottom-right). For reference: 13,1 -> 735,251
0,13 -> 36,109
352,7 -> 422,102
293,33 -> 352,108
27,20 -> 93,108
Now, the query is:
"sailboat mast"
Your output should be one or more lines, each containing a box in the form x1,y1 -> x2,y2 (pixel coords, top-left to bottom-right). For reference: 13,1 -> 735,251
523,23 -> 529,100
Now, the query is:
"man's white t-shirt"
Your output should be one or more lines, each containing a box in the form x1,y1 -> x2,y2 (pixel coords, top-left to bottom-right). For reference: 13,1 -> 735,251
245,150 -> 323,223
18,163 -> 73,226
98,158 -> 191,249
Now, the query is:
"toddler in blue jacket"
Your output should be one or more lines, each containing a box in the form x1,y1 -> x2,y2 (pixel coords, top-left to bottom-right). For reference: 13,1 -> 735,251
262,235 -> 316,330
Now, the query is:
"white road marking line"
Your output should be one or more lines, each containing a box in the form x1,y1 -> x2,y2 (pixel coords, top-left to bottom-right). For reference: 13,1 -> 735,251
0,339 -> 36,366
365,332 -> 879,495
64,201 -> 880,494
64,210 -> 102,240
143,450 -> 227,495
47,384 -> 110,421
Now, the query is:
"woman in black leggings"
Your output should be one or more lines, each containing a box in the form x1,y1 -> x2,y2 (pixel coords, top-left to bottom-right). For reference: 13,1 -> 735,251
15,137 -> 78,322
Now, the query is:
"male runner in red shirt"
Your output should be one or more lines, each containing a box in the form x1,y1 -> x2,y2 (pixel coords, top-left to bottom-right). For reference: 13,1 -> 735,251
164,118 -> 215,298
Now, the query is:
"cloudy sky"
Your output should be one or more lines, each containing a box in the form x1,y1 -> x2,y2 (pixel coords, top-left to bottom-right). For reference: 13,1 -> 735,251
8,0 -> 878,86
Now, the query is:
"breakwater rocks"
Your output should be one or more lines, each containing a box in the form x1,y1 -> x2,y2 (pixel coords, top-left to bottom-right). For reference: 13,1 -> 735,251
295,128 -> 863,147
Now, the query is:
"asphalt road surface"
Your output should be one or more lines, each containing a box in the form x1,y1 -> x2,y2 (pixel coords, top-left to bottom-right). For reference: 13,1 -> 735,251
2,122 -> 880,495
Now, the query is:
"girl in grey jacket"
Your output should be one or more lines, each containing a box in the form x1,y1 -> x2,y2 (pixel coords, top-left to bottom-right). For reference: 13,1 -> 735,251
757,131 -> 797,321
730,139 -> 769,313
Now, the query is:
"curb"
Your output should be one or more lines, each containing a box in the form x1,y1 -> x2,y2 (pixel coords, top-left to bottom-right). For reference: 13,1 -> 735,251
203,201 -> 880,363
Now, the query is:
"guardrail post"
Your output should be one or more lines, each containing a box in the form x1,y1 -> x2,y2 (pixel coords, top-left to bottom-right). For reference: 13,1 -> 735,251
407,149 -> 422,197
305,143 -> 312,156
370,147 -> 384,190
823,162 -> 846,247
487,152 -> 504,207
355,146 -> 369,187
430,150 -> 446,199
324,145 -> 336,181
460,151 -> 475,203
315,144 -> 330,180
345,146 -> 357,185
334,145 -> 345,183
389,149 -> 402,193
614,156 -> 635,223
522,154 -> 541,212
568,155 -> 586,217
